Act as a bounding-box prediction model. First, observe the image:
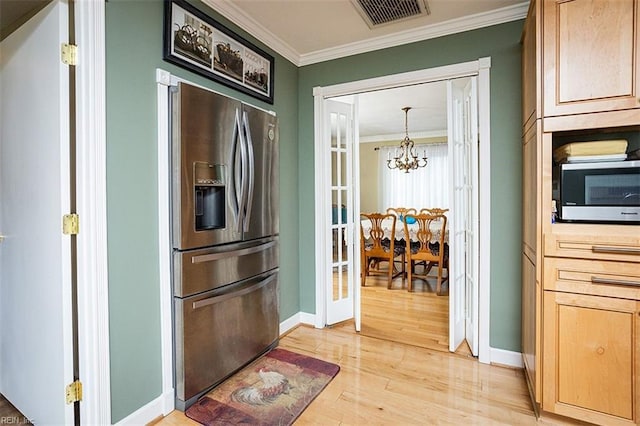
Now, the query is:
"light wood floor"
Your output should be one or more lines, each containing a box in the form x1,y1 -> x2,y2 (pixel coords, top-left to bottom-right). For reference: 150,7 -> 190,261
158,324 -> 581,425
359,272 -> 456,355
157,272 -> 579,425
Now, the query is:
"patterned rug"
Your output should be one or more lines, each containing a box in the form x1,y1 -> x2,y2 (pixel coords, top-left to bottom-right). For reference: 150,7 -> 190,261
185,348 -> 340,425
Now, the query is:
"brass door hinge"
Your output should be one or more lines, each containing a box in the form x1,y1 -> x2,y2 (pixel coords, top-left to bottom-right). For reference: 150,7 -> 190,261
65,380 -> 83,404
63,214 -> 79,235
61,43 -> 77,66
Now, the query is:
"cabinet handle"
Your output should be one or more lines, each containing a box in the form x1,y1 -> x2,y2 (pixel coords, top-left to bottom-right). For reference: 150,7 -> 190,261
591,276 -> 640,288
592,246 -> 640,256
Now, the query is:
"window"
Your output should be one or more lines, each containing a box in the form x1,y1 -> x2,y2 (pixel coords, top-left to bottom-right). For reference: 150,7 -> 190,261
378,142 -> 449,210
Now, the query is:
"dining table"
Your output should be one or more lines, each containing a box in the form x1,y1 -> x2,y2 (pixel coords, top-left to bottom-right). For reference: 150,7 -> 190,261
360,216 -> 449,244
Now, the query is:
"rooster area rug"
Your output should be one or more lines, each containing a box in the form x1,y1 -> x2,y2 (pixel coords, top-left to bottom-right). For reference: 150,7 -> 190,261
185,348 -> 340,425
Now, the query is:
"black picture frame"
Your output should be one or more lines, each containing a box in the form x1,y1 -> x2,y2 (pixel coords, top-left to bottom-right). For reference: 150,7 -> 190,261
163,0 -> 274,104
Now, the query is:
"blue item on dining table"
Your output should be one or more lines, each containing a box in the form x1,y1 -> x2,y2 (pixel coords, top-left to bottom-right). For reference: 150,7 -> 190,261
398,214 -> 416,224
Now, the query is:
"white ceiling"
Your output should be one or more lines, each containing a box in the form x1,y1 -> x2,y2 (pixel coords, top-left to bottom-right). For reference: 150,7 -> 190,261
204,0 -> 527,65
334,81 -> 449,140
204,0 -> 529,138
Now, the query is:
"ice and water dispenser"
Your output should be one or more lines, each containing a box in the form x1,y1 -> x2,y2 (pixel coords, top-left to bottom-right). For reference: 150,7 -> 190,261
193,161 -> 225,231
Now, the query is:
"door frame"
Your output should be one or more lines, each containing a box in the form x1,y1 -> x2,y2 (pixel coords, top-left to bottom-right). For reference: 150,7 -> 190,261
0,0 -> 110,422
72,0 -> 111,423
313,58 -> 491,363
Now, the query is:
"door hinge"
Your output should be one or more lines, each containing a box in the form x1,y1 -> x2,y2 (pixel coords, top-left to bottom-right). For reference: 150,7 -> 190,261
65,380 -> 83,404
63,213 -> 79,235
61,43 -> 77,66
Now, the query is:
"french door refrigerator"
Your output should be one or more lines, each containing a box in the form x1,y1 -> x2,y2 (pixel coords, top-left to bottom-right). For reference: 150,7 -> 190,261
170,82 -> 279,410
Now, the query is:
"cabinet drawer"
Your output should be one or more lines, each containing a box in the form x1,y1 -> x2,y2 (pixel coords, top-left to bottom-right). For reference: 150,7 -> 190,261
544,257 -> 640,300
544,224 -> 640,262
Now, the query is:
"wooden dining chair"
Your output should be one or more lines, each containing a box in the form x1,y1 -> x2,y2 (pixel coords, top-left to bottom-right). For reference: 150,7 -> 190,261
360,212 -> 405,289
420,207 -> 449,216
386,207 -> 417,218
403,212 -> 449,294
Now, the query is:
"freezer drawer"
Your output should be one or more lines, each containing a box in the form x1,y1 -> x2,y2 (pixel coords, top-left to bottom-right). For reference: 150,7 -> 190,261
174,271 -> 279,410
173,237 -> 278,297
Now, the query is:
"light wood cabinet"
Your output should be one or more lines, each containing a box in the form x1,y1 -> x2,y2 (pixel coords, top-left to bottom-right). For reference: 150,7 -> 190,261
521,254 -> 541,406
543,291 -> 640,425
521,0 -> 640,423
544,257 -> 640,300
521,0 -> 540,130
542,0 -> 640,119
544,223 -> 640,262
522,122 -> 540,262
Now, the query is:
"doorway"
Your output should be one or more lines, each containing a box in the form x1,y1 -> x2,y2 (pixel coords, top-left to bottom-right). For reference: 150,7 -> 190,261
313,59 -> 492,363
335,80 -> 455,354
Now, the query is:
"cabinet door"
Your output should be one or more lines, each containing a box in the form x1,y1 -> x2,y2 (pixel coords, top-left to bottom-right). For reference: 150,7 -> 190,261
522,0 -> 540,129
543,291 -> 640,425
522,122 -> 540,261
543,0 -> 640,117
521,254 -> 541,406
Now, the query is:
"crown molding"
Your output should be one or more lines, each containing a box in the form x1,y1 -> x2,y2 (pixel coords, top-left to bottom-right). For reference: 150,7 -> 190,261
201,0 -> 528,67
202,0 -> 300,65
299,2 -> 528,65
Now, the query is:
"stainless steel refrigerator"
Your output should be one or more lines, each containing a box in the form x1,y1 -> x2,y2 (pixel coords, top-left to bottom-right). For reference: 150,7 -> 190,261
170,82 -> 279,411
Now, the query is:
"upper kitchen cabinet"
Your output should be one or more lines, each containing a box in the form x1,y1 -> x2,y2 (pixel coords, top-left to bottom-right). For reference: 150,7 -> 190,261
522,0 -> 541,131
542,0 -> 640,130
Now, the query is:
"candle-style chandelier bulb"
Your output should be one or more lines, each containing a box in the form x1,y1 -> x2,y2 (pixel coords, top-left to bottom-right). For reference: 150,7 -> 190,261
387,106 -> 428,173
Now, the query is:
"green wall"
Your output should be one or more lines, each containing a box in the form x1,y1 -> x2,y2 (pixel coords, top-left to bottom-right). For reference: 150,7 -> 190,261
106,2 -> 524,420
105,0 -> 299,421
297,21 -> 524,352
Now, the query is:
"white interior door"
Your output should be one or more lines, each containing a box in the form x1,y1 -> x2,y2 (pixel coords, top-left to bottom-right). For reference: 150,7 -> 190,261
0,1 -> 75,423
447,77 -> 479,354
324,99 -> 358,326
463,78 -> 479,356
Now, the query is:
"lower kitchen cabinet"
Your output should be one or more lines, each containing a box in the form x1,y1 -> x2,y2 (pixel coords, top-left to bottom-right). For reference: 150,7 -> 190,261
543,291 -> 640,425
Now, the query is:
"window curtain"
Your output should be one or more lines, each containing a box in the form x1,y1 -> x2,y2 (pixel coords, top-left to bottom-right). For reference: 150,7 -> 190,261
379,143 -> 449,211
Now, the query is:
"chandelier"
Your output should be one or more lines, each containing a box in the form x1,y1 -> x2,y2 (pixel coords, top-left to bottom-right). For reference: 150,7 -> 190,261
387,107 -> 428,173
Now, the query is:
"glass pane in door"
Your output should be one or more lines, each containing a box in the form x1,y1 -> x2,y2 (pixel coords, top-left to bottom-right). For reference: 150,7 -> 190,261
325,99 -> 355,325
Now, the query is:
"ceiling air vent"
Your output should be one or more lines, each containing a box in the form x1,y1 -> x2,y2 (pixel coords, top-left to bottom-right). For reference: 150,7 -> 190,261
351,0 -> 431,28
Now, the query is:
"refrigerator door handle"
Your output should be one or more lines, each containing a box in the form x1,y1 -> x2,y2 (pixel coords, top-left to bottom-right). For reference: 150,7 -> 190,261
242,111 -> 255,232
191,273 -> 277,309
237,109 -> 250,233
230,108 -> 245,232
190,239 -> 277,263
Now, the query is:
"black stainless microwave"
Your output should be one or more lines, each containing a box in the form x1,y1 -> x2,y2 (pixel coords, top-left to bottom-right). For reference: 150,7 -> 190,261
554,160 -> 640,223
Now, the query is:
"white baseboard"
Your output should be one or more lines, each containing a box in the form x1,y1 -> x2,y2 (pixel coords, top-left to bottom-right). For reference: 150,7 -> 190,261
299,312 -> 316,326
489,347 -> 523,368
279,313 -> 301,335
279,311 -> 316,336
114,388 -> 173,426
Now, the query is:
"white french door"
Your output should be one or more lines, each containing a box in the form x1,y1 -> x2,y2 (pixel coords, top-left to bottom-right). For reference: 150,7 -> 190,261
447,77 -> 479,355
323,99 -> 360,327
314,59 -> 490,362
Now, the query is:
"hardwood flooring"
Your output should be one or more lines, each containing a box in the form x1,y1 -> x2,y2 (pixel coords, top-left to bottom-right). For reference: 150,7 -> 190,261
158,324 -> 580,425
156,271 -> 576,425
359,272 -> 455,355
